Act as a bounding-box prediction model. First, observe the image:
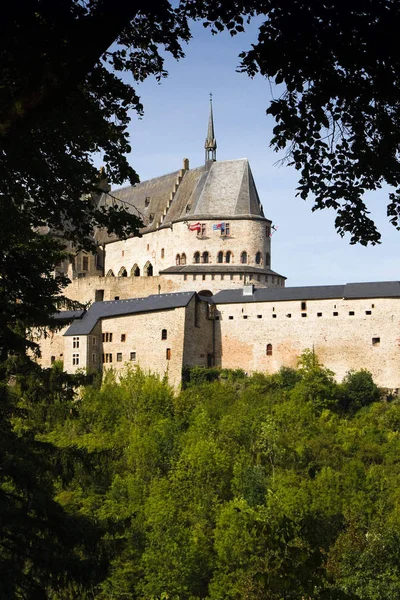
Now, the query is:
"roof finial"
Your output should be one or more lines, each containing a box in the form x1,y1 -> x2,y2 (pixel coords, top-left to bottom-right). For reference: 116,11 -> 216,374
205,93 -> 217,166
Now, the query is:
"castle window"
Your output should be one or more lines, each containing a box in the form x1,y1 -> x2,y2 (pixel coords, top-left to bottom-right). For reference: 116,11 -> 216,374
301,313 -> 307,318
266,225 -> 271,237
371,304 -> 375,308
193,251 -> 200,264
202,251 -> 209,263
144,261 -> 153,276
333,312 -> 338,316
221,274 -> 224,280
176,254 -> 181,265
181,253 -> 187,265
225,251 -> 232,263
240,251 -> 248,264
145,197 -> 150,207
161,248 -> 165,259
243,315 -> 248,319
255,251 -> 262,265
95,289 -> 104,302
372,337 -> 380,346
272,314 -> 277,319
301,301 -> 307,310
161,329 -> 167,340
223,223 -> 230,236
103,353 -> 112,363
92,353 -> 97,363
317,312 -> 322,317
51,356 -> 55,365
366,310 -> 372,315
72,353 -> 80,365
202,274 -> 206,280
266,344 -> 273,356
147,244 -> 150,251
114,296 -> 119,300
106,269 -> 115,277
117,353 -> 123,362
82,256 -> 89,271
229,316 -> 234,320
184,274 -> 187,281
217,251 -> 223,263
130,352 -> 136,361
257,315 -> 262,319
103,332 -> 112,343
118,267 -> 127,277
121,334 -> 126,342
73,336 -> 80,349
121,250 -> 124,257
266,252 -> 271,268
286,314 -> 292,318
166,348 -> 171,360
200,223 -> 206,236
349,311 -> 355,316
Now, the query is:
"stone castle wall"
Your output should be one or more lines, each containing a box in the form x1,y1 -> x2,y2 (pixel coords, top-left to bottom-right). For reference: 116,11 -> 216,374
214,296 -> 400,389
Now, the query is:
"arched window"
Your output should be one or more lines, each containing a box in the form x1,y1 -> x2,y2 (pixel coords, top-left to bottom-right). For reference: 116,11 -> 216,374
181,253 -> 187,265
106,269 -> 115,277
202,251 -> 209,264
240,251 -> 247,264
118,267 -> 127,277
176,254 -> 181,266
266,344 -> 273,356
161,329 -> 167,340
226,251 -> 232,263
217,251 -> 223,263
193,251 -> 200,264
131,264 -> 140,277
266,252 -> 271,268
255,251 -> 262,265
144,261 -> 153,277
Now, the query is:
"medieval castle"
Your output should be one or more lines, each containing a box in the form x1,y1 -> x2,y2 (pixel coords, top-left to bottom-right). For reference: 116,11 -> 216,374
37,100 -> 400,390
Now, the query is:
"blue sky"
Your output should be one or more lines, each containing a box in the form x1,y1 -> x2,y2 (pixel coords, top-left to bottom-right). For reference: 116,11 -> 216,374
112,19 -> 399,287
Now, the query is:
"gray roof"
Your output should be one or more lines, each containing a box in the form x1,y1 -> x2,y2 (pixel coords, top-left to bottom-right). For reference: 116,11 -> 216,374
210,281 -> 400,304
95,158 -> 266,243
51,310 -> 86,321
160,265 -> 285,277
64,291 -> 196,336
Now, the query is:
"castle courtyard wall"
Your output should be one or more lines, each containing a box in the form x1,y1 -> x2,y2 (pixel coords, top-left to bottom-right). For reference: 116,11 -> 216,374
214,296 -> 400,389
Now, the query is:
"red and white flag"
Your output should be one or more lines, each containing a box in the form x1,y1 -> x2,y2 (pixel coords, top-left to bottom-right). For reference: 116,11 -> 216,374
188,222 -> 201,232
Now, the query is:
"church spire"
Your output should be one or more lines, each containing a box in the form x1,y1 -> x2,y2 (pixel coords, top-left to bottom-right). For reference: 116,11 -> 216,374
205,93 -> 217,165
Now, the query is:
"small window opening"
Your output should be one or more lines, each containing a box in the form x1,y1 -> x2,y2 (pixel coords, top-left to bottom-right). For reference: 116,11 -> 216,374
286,313 -> 292,318
181,253 -> 187,265
272,314 -> 277,319
130,352 -> 136,361
333,312 -> 338,316
117,352 -> 123,362
301,313 -> 307,318
257,315 -> 262,319
161,248 -> 165,259
266,344 -> 273,356
372,337 -> 380,346
229,316 -> 234,320
349,311 -> 355,316
366,310 -> 372,315
225,251 -> 232,263
166,348 -> 171,360
255,251 -> 262,265
121,334 -> 126,342
317,312 -> 322,317
161,329 -> 167,340
301,301 -> 307,310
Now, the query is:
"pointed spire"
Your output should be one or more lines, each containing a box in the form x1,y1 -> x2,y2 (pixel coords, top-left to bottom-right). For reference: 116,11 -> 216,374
205,93 -> 217,165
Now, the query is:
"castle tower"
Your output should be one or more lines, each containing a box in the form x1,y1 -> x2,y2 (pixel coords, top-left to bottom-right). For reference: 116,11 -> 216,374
205,93 -> 217,166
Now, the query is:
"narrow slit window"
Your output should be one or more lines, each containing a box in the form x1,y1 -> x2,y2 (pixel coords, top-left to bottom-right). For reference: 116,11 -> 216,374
166,348 -> 171,360
161,329 -> 167,340
266,344 -> 273,356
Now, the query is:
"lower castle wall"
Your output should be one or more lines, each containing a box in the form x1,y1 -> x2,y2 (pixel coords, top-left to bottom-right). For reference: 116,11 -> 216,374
214,297 -> 400,388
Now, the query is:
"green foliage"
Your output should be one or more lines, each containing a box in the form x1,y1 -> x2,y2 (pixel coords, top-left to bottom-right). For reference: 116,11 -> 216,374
340,370 -> 382,413
22,360 -> 397,599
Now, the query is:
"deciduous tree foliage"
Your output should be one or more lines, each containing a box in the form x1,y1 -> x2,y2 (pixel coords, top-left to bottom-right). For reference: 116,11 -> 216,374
30,360 -> 400,599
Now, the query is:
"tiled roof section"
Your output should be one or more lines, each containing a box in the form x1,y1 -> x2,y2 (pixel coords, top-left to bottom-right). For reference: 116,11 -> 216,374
163,166 -> 206,223
160,265 -> 285,277
95,170 -> 181,243
190,159 -> 264,218
51,310 -> 86,321
94,159 -> 265,244
211,281 -> 400,304
64,291 -> 196,336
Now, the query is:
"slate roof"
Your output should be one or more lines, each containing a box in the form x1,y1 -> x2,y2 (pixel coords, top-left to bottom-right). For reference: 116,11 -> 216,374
210,281 -> 400,304
52,309 -> 86,321
64,292 -> 196,336
95,158 -> 266,243
160,265 -> 285,277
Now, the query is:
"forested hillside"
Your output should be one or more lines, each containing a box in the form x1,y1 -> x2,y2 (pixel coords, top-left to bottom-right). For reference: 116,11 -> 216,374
5,353 -> 400,599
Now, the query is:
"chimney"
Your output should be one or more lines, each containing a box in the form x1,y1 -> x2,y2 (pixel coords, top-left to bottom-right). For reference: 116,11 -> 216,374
183,158 -> 189,171
243,284 -> 255,296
